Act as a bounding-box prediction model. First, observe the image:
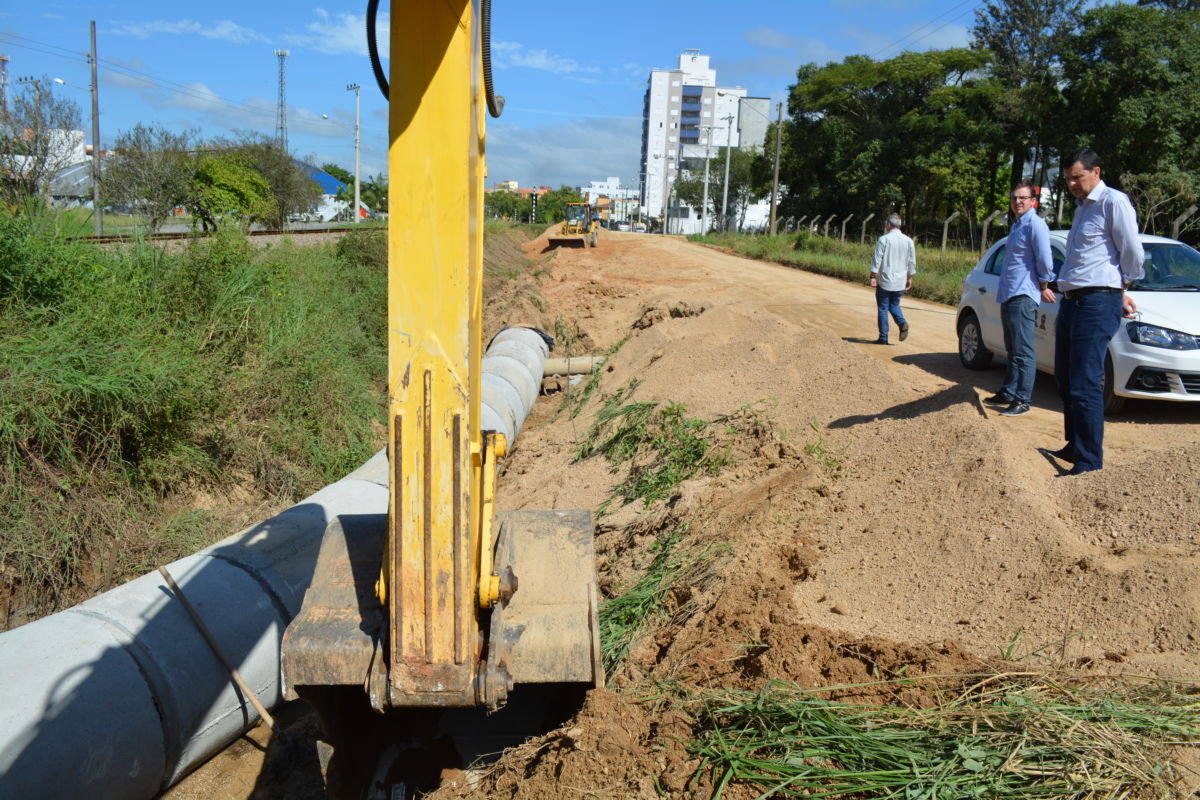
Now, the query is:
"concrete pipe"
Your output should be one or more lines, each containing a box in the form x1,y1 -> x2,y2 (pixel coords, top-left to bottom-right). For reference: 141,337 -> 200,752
0,328 -> 552,799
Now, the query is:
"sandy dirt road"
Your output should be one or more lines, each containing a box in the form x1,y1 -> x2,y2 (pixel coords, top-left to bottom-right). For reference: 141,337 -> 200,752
170,228 -> 1200,800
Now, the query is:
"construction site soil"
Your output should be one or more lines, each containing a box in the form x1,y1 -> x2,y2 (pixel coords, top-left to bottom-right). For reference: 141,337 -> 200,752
169,227 -> 1200,799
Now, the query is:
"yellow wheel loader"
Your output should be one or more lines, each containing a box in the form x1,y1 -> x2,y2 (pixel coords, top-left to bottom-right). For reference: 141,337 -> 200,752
547,201 -> 600,248
280,2 -> 601,796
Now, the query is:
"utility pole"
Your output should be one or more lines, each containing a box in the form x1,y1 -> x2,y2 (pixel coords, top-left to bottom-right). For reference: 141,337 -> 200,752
769,101 -> 782,237
0,53 -> 9,120
347,83 -> 361,223
720,113 -> 734,232
89,21 -> 102,236
700,125 -> 713,234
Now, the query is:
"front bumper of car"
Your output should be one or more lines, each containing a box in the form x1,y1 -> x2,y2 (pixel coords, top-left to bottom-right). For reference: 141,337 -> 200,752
1110,331 -> 1200,403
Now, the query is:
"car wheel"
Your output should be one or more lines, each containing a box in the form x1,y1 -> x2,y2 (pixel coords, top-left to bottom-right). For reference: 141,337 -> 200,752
1103,353 -> 1126,414
957,311 -> 993,369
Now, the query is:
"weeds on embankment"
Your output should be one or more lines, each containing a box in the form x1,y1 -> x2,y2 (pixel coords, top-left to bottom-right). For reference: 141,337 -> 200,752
686,674 -> 1200,799
0,214 -> 390,623
691,231 -> 979,306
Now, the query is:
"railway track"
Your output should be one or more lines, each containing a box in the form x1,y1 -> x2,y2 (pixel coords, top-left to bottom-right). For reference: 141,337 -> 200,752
75,225 -> 371,244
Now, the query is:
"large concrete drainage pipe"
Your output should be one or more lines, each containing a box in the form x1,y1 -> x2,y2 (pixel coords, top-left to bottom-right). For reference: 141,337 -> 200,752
0,327 -> 552,799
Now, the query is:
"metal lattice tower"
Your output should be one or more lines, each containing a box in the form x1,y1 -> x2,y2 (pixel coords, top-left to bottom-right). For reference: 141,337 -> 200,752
274,49 -> 289,152
0,53 -> 9,119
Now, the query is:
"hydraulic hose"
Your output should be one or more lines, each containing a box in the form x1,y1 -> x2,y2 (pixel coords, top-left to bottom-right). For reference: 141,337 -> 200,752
366,0 -> 503,118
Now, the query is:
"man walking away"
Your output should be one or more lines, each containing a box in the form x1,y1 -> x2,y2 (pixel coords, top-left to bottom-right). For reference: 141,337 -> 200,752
1052,148 -> 1143,475
985,179 -> 1055,417
869,213 -> 916,345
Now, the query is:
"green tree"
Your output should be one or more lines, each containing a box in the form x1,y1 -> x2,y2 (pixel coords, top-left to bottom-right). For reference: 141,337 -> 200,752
0,76 -> 83,208
1059,3 -> 1200,179
485,188 -> 522,220
782,49 -> 1002,238
191,153 -> 274,230
102,124 -> 198,231
320,162 -> 354,186
972,0 -> 1083,187
674,146 -> 762,232
537,185 -> 583,224
214,134 -> 322,227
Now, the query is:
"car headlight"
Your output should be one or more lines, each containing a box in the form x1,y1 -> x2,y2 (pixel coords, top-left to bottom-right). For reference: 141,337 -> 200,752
1126,322 -> 1200,350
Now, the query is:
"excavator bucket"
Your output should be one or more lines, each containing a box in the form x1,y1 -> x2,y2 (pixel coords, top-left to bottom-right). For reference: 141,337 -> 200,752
282,509 -> 601,702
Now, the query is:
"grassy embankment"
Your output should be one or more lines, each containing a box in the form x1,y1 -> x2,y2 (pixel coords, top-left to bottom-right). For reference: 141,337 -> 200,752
691,231 -> 980,306
0,211 -> 392,626
1,214 -> 543,626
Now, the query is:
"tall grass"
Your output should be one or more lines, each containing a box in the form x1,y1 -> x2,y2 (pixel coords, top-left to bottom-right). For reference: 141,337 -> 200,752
692,231 -> 980,306
0,211 -> 387,622
689,675 -> 1200,799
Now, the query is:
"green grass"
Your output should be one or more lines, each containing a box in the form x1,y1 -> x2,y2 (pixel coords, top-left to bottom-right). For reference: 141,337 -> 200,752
598,528 -> 685,675
688,675 -> 1200,799
0,208 -> 387,620
574,380 -> 734,514
691,231 -> 980,306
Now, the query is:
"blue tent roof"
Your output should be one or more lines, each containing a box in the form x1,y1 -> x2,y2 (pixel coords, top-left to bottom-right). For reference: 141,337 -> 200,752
297,161 -> 347,195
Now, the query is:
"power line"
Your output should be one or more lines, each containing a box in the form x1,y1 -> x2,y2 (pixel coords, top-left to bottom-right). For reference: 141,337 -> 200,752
0,30 -> 380,137
871,0 -> 980,59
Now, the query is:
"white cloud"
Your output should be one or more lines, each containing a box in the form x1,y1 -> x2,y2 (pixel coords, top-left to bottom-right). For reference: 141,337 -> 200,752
283,8 -> 389,57
492,41 -> 598,75
486,116 -> 641,190
110,19 -> 267,45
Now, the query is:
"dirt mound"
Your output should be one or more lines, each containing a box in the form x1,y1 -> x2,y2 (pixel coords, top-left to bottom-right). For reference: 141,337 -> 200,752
435,231 -> 1200,797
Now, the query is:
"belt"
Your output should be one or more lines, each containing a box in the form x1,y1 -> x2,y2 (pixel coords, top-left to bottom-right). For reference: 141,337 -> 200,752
1062,286 -> 1123,300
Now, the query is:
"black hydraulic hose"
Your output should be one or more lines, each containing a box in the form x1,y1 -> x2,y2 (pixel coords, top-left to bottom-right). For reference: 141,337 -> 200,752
366,0 -> 388,100
481,0 -> 505,118
365,0 -> 503,116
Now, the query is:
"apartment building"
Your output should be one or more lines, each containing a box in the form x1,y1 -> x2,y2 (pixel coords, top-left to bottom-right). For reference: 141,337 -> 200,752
640,50 -> 770,232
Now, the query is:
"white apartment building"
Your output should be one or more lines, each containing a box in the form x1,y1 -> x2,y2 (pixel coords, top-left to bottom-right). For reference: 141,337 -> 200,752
640,50 -> 771,233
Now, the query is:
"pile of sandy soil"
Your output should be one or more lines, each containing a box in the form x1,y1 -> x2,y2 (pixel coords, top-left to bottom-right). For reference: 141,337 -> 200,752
427,228 -> 1200,798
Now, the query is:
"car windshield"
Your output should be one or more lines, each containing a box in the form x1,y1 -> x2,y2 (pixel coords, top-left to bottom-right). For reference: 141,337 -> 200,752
1132,244 -> 1200,291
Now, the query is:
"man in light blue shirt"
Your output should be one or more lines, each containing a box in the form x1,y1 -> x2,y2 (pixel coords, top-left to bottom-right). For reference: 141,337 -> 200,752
985,179 -> 1055,417
868,214 -> 916,345
1050,148 -> 1144,475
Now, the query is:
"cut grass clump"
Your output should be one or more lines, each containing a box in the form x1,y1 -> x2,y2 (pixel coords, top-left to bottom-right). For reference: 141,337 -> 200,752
575,380 -> 732,514
688,674 -> 1200,799
599,528 -> 684,675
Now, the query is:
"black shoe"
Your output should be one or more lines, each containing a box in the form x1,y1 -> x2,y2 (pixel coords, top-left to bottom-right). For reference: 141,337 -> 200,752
1000,401 -> 1030,416
984,393 -> 1013,406
874,337 -> 889,345
899,323 -> 909,341
1065,464 -> 1098,476
1048,446 -> 1079,463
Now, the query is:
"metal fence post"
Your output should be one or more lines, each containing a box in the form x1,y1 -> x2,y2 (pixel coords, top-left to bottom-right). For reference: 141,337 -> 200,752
860,213 -> 876,244
980,210 -> 1002,254
941,211 -> 960,252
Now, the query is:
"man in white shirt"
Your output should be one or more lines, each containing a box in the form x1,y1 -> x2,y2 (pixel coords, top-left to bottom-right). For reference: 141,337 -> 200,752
1051,148 -> 1144,475
868,214 -> 917,345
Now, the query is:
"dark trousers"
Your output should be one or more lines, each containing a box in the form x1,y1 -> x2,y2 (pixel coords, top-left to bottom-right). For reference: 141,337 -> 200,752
1054,292 -> 1123,471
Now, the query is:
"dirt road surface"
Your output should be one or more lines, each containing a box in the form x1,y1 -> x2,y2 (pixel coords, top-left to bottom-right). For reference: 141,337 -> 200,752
170,228 -> 1200,799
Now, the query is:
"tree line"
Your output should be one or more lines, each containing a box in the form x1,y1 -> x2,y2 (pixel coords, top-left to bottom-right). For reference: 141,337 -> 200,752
0,79 -> 368,231
484,184 -> 584,223
767,0 -> 1200,243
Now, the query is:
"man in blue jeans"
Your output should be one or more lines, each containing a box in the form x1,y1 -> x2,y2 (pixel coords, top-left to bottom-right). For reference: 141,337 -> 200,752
868,213 -> 916,344
985,179 -> 1055,417
1052,149 -> 1144,475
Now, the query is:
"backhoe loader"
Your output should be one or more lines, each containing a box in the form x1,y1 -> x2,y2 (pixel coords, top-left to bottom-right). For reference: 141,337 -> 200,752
280,2 -> 601,795
547,201 -> 600,248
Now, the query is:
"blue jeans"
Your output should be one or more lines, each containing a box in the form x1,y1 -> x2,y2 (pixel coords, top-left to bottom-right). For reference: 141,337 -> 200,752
1000,295 -> 1037,404
875,287 -> 907,340
1054,292 -> 1123,471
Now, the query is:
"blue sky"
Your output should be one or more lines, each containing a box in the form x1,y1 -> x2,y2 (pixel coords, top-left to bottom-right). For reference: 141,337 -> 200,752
1,1 -> 982,190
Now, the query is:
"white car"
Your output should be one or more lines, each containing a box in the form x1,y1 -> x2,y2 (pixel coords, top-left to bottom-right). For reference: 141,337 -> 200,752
956,231 -> 1200,412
